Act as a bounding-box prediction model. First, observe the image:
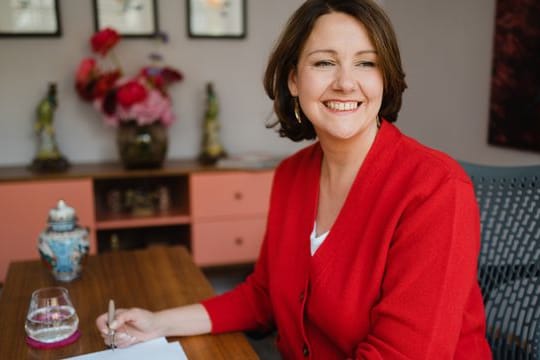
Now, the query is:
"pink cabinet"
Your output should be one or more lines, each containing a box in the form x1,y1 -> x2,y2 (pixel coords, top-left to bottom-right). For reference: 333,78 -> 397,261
0,161 -> 276,281
190,171 -> 273,266
192,218 -> 266,265
0,179 -> 96,282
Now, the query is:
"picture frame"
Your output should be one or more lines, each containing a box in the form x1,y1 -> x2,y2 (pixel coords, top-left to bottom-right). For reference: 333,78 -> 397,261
93,0 -> 159,38
187,0 -> 246,39
0,0 -> 62,37
488,0 -> 540,152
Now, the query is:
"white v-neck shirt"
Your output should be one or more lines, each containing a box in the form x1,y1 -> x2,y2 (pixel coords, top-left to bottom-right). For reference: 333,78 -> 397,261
310,222 -> 329,255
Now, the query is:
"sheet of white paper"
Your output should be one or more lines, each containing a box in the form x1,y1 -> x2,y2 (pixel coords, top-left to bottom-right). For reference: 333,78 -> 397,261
64,337 -> 188,360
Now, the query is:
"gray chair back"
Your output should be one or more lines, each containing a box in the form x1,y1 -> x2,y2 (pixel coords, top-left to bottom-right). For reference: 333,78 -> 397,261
461,162 -> 540,359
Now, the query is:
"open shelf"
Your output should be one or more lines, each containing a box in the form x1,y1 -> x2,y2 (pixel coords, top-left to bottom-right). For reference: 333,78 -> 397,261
93,175 -> 190,231
97,224 -> 191,253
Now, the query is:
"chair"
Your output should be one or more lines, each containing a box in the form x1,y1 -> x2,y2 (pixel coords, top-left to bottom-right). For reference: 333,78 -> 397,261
461,162 -> 540,359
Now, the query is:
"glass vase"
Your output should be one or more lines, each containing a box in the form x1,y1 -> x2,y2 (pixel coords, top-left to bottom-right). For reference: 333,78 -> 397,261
116,121 -> 168,169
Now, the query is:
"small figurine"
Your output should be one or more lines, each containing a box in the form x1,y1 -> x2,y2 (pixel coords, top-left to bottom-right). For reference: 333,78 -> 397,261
30,83 -> 70,172
124,188 -> 155,216
156,185 -> 170,212
198,82 -> 227,165
106,189 -> 123,213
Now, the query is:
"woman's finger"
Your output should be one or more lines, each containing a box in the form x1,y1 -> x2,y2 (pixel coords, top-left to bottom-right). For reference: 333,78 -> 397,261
96,308 -> 127,328
112,331 -> 137,348
96,313 -> 108,329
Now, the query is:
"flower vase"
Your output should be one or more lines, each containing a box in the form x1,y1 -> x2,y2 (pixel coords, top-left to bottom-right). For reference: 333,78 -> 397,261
117,121 -> 168,169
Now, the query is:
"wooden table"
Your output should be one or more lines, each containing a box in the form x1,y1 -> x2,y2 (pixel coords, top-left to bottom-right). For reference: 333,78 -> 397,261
0,246 -> 259,359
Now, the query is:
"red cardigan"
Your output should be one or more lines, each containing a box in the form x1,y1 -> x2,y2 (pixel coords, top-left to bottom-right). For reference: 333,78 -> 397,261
202,122 -> 492,359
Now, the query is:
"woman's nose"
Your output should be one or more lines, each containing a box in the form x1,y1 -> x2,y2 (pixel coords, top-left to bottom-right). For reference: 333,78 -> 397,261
333,66 -> 357,92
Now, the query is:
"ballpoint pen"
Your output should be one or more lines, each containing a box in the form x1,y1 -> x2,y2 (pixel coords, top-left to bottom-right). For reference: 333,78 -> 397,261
107,299 -> 116,350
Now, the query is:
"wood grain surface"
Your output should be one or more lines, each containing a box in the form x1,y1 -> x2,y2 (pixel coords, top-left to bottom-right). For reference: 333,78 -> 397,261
0,246 -> 259,359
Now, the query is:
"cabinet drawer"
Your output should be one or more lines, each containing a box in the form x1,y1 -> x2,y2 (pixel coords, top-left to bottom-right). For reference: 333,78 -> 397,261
192,218 -> 266,266
190,171 -> 273,219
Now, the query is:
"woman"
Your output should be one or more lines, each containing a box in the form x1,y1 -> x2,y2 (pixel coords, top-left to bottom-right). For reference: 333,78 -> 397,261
97,0 -> 492,358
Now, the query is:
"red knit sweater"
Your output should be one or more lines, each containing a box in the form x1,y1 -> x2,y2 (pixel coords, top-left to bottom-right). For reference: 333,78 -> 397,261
202,122 -> 492,359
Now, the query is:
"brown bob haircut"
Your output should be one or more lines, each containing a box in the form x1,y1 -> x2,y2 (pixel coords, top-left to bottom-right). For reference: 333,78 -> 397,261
263,0 -> 407,141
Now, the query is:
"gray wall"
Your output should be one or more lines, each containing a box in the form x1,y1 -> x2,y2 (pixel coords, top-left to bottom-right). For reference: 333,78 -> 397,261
385,0 -> 538,165
0,0 -> 538,167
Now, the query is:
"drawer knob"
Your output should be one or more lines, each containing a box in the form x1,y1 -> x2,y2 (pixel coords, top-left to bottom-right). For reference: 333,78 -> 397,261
235,237 -> 244,246
234,192 -> 243,200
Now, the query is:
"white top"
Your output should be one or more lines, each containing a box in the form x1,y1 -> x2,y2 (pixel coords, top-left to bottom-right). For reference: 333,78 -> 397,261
310,222 -> 329,255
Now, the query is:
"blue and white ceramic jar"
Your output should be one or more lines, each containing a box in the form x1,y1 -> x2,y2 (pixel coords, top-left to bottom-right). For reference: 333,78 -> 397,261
38,200 -> 90,282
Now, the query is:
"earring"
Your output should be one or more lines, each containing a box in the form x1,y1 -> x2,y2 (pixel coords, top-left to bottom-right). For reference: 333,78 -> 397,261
376,116 -> 381,129
294,97 -> 302,124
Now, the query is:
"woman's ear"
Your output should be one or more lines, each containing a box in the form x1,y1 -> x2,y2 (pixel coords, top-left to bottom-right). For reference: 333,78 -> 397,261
288,69 -> 299,97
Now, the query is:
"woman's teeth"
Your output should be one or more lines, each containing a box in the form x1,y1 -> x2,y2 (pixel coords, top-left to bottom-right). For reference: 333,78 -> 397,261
325,101 -> 359,111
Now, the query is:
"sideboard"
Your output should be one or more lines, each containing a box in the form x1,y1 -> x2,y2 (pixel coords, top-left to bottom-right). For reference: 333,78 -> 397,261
0,159 -> 275,282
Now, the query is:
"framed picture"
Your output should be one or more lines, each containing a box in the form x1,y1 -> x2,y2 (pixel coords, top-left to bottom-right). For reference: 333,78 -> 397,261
0,0 -> 62,37
93,0 -> 159,38
488,0 -> 540,152
187,0 -> 246,39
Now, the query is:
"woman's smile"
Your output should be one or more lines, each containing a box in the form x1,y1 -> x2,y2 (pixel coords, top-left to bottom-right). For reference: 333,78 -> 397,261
324,100 -> 361,112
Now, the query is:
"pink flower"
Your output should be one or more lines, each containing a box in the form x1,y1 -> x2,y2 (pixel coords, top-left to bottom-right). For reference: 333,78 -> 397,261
95,87 -> 176,127
118,89 -> 176,126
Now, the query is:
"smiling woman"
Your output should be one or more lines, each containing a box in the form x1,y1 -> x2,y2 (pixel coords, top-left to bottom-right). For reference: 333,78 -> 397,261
94,1 -> 493,358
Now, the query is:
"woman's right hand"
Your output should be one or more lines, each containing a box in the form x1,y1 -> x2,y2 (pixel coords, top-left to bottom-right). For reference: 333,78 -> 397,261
95,303 -> 212,348
96,308 -> 163,348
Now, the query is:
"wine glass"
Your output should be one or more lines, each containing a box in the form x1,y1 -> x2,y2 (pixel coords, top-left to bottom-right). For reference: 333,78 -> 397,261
25,287 -> 79,344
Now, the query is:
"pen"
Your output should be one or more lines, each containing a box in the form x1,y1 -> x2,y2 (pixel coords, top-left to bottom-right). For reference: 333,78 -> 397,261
107,299 -> 116,350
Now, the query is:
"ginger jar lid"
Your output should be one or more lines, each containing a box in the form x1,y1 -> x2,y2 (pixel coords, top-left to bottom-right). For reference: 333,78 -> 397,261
48,200 -> 77,232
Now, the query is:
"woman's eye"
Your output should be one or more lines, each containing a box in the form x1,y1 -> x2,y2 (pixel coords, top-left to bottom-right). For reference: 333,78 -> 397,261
356,61 -> 376,68
313,60 -> 334,67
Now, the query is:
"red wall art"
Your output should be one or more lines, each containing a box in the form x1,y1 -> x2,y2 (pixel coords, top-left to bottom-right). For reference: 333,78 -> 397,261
488,0 -> 540,152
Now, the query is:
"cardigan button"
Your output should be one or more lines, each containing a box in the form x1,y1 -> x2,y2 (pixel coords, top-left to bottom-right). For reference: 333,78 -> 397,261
302,343 -> 310,357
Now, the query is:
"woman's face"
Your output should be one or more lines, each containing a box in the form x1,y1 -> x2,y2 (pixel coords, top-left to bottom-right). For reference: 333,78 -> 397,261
288,12 -> 384,142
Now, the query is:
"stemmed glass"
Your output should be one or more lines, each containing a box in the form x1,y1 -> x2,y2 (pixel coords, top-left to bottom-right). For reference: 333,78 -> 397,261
25,287 -> 79,344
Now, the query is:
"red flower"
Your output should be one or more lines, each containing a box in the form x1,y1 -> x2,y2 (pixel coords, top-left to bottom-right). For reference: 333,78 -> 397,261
161,67 -> 183,84
75,58 -> 98,100
116,80 -> 148,107
76,58 -> 96,83
75,57 -> 121,101
102,89 -> 118,116
93,70 -> 121,98
141,66 -> 183,94
91,28 -> 119,55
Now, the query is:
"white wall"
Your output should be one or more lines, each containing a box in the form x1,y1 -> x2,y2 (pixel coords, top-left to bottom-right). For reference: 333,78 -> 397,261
0,0 -> 538,167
